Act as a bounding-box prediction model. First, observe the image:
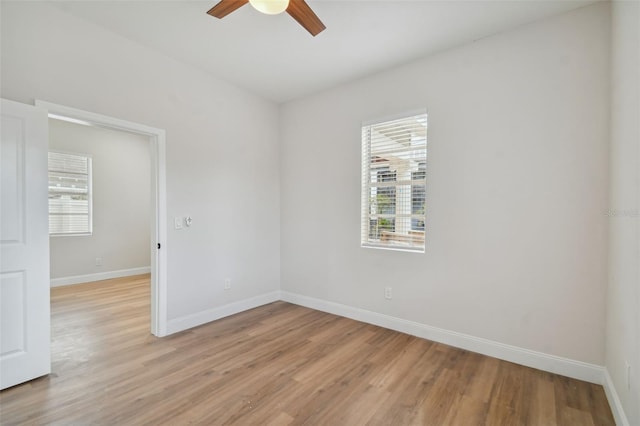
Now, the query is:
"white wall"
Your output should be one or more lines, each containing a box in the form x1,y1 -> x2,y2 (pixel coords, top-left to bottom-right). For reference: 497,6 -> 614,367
49,118 -> 151,281
606,1 -> 640,424
0,1 -> 281,322
280,3 -> 610,365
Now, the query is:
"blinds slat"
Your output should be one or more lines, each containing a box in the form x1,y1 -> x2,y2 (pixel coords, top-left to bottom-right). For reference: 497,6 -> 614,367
367,214 -> 425,219
367,179 -> 425,188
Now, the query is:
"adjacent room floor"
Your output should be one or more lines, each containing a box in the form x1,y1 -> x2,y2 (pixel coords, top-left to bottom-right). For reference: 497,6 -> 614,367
0,275 -> 614,425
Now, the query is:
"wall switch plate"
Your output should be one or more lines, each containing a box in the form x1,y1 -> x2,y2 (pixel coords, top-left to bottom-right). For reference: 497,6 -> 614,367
384,287 -> 392,300
95,257 -> 102,266
224,279 -> 231,290
174,217 -> 183,230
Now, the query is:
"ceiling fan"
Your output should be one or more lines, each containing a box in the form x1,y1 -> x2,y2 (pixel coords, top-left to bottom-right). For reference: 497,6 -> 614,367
207,0 -> 326,37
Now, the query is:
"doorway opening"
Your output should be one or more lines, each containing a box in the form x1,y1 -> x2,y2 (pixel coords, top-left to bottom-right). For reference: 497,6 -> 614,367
37,100 -> 167,336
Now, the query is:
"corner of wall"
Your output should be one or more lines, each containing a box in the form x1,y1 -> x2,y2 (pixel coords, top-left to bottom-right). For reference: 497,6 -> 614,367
603,368 -> 631,426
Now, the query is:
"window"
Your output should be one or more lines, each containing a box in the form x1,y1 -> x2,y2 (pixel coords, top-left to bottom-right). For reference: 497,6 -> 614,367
361,112 -> 427,252
48,151 -> 92,235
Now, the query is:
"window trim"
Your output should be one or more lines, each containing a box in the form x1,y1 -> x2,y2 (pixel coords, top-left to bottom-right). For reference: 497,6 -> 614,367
48,150 -> 93,237
361,110 -> 427,253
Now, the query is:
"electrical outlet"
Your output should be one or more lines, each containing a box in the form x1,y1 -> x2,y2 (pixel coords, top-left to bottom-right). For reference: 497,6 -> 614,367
224,278 -> 231,290
384,287 -> 392,300
626,361 -> 631,390
95,257 -> 102,267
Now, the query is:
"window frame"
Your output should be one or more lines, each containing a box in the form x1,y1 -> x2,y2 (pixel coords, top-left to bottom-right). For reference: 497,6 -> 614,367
361,110 -> 427,253
48,150 -> 93,237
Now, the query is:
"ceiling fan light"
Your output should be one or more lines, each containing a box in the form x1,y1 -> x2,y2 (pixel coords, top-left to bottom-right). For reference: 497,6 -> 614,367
249,0 -> 289,15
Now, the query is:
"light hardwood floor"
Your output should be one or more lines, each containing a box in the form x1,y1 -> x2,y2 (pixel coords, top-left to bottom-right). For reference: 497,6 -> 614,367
0,274 -> 614,425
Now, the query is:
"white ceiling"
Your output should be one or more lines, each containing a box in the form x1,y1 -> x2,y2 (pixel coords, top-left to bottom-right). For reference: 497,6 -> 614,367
53,0 -> 599,103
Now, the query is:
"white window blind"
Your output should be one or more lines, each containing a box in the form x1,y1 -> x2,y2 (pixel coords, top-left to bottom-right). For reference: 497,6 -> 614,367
48,151 -> 92,235
361,112 -> 427,252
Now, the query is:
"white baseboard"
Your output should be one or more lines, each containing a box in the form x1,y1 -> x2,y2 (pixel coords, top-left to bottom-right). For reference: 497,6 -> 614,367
50,267 -> 151,287
280,291 -> 605,385
603,368 -> 631,426
166,291 -> 281,335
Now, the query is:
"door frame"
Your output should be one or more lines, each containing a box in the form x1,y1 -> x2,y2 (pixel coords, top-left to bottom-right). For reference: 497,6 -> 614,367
36,100 -> 168,337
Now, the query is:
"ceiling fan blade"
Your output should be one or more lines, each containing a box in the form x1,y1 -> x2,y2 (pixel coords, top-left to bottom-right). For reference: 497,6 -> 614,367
286,0 -> 326,36
207,0 -> 249,18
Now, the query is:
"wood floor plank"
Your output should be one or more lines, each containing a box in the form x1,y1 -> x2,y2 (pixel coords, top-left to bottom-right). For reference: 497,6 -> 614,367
0,274 -> 615,425
530,375 -> 557,426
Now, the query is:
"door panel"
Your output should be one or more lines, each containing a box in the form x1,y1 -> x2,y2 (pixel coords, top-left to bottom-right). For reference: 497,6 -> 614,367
0,99 -> 50,390
0,115 -> 24,244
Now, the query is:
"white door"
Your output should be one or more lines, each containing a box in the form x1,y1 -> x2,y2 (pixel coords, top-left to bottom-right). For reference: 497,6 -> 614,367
0,99 -> 50,389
